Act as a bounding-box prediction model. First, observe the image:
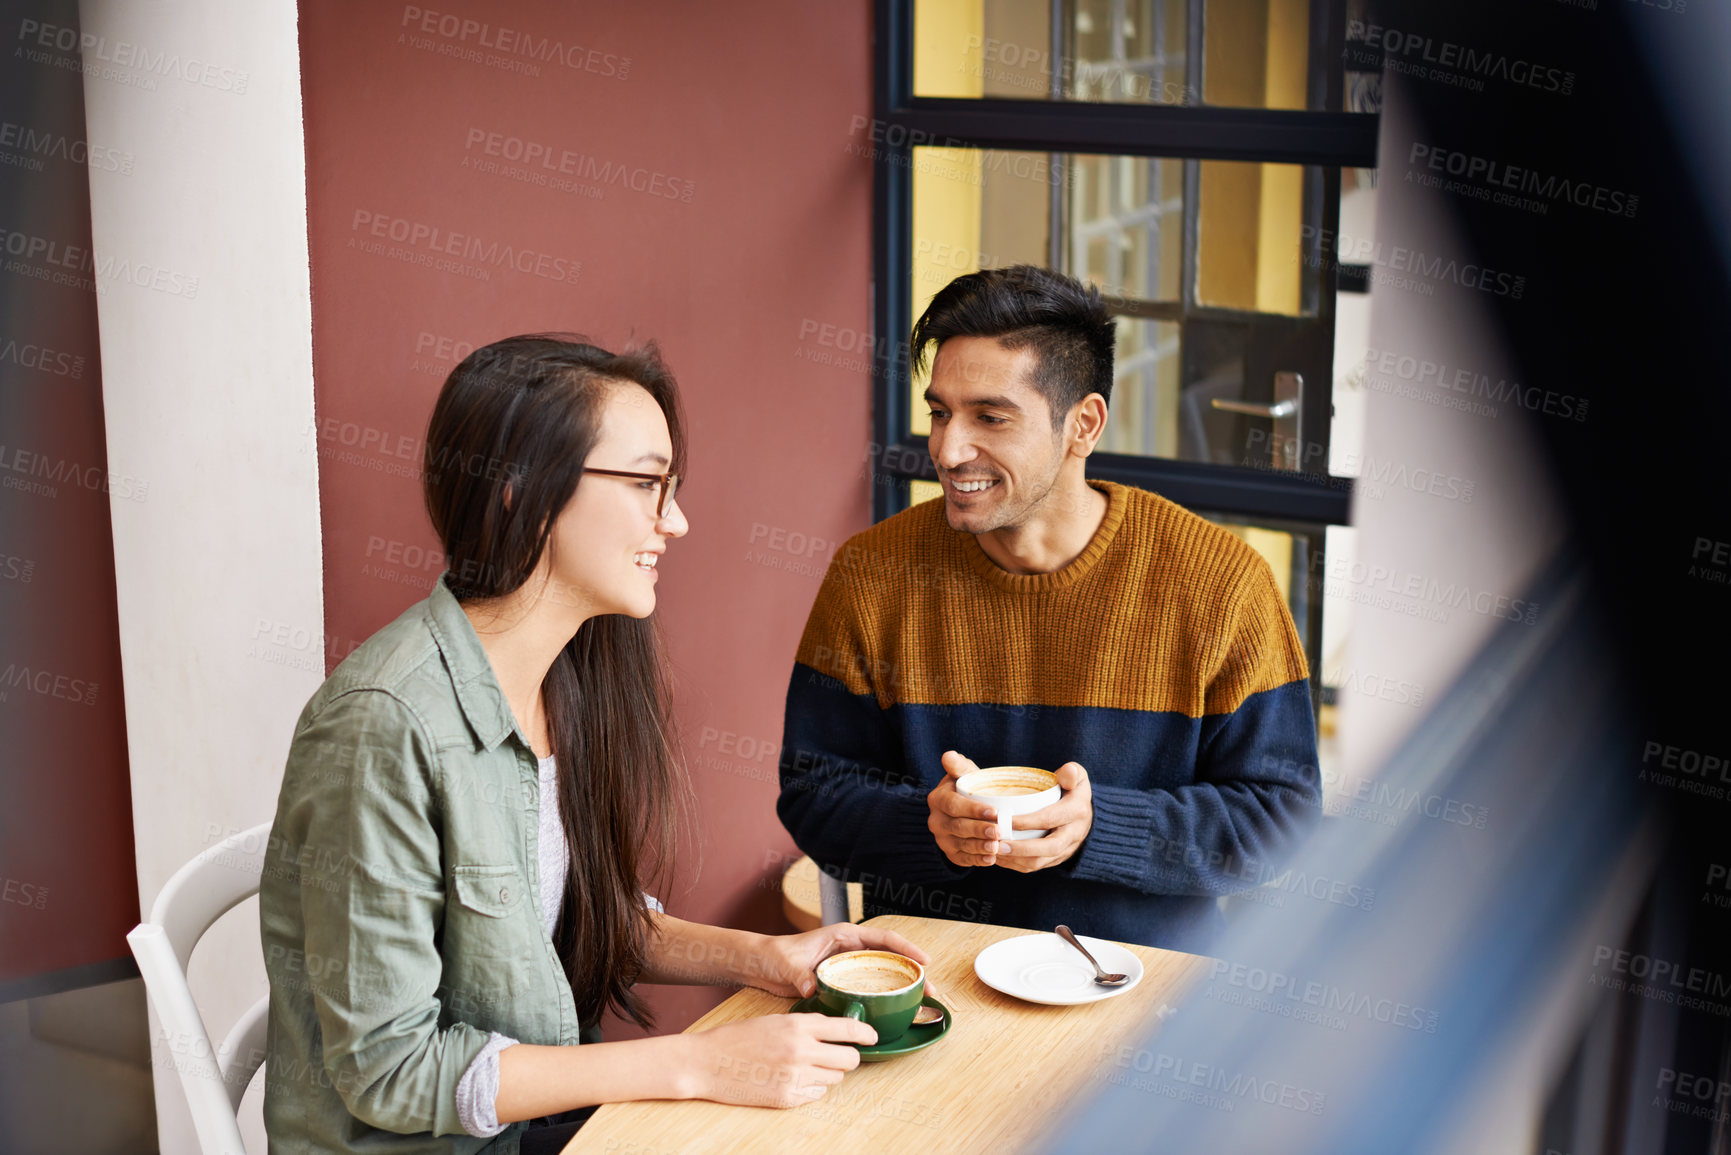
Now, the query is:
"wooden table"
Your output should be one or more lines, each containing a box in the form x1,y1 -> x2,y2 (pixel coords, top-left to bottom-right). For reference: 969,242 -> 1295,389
563,915 -> 1212,1154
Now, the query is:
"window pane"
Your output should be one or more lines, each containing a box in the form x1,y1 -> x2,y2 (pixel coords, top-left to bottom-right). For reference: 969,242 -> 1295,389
1071,0 -> 1191,105
914,0 -> 1051,99
1341,0 -> 1382,114
910,146 -> 1052,436
1329,165 -> 1377,477
1103,318 -> 1182,457
1196,160 -> 1308,316
912,0 -> 1329,111
912,150 -> 1320,321
1201,0 -> 1311,111
1070,155 -> 1183,302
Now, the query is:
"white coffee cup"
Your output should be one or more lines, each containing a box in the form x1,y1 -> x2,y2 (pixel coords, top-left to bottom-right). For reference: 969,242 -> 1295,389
956,765 -> 1061,841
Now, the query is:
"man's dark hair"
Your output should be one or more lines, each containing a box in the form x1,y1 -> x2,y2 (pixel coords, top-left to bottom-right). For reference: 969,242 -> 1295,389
910,264 -> 1116,427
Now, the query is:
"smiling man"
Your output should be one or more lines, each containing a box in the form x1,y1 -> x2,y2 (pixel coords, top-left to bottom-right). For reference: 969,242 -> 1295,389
776,265 -> 1322,951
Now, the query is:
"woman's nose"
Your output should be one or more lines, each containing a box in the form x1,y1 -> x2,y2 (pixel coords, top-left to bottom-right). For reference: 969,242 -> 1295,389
659,497 -> 690,538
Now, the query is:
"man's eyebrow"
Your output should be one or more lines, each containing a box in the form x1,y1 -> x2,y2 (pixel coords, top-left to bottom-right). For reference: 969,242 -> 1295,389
922,389 -> 1023,411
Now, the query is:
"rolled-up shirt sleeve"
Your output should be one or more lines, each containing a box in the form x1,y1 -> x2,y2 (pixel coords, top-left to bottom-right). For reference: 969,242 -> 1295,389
454,1031 -> 519,1137
282,688 -> 494,1136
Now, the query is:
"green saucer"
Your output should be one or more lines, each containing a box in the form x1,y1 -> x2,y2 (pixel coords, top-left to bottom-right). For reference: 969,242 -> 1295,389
791,993 -> 953,1062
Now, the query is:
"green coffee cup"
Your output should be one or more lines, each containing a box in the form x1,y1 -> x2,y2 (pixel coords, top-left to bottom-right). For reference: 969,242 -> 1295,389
813,950 -> 925,1045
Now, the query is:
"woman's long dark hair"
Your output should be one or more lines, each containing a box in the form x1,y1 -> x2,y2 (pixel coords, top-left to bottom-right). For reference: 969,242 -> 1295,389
422,333 -> 688,1030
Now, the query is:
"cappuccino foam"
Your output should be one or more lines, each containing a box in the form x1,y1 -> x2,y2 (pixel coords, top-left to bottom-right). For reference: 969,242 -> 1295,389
959,767 -> 1058,799
819,952 -> 919,994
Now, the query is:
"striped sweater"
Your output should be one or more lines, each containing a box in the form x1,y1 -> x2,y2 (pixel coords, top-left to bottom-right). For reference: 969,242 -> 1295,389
776,479 -> 1322,951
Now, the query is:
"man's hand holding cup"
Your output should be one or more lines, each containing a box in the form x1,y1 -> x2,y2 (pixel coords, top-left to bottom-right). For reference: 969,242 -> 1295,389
926,751 -> 1094,872
926,750 -> 1011,868
993,761 -> 1092,873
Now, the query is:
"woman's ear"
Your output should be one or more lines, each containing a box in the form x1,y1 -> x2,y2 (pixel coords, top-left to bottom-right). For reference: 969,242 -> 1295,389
501,481 -> 514,511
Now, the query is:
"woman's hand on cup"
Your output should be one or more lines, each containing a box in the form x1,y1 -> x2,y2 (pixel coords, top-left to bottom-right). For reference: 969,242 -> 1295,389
928,750 -> 1013,868
751,923 -> 931,999
685,1013 -> 875,1108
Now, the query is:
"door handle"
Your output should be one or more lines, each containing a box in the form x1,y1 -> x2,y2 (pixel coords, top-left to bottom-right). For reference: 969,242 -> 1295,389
1211,371 -> 1304,470
1210,398 -> 1298,418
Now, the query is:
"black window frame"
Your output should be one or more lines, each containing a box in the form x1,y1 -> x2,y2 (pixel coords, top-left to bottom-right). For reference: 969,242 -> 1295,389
868,0 -> 1379,526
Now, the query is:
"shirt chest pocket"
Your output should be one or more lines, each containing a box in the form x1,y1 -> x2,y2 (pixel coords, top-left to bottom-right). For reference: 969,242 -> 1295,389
452,863 -> 525,919
446,864 -> 536,1012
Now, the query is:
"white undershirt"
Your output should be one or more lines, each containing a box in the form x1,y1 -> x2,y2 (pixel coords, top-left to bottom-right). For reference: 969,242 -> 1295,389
535,754 -> 569,933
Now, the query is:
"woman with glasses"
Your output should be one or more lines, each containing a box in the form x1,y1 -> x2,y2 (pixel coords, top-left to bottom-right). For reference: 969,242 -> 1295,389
260,334 -> 924,1154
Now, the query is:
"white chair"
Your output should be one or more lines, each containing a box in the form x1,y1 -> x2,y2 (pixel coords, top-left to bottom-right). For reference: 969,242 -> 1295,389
127,822 -> 274,1155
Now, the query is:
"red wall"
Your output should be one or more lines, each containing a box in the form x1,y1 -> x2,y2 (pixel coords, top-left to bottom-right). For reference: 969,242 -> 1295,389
0,24 -> 137,997
298,0 -> 873,1033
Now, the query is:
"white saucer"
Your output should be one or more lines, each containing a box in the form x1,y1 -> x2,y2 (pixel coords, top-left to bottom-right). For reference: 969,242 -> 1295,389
973,931 -> 1144,1005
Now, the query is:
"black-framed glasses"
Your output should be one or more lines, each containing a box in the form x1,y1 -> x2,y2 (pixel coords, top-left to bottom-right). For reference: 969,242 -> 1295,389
581,468 -> 681,518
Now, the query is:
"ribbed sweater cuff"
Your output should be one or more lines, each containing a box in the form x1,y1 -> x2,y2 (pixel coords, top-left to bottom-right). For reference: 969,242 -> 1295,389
1071,785 -> 1158,889
885,795 -> 970,886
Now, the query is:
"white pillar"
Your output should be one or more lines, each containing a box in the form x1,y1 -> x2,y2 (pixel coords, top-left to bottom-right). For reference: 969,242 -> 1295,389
76,2 -> 322,1150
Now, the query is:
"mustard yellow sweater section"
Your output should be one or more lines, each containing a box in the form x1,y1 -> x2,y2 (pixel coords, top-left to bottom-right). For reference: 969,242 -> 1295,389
795,480 -> 1309,718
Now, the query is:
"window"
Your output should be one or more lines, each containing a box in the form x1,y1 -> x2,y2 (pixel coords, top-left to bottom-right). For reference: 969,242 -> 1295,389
909,146 -> 1332,465
871,0 -> 1379,779
911,0 -> 1324,112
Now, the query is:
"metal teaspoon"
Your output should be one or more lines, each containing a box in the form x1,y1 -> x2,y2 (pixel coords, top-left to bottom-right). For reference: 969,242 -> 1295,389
1055,925 -> 1130,986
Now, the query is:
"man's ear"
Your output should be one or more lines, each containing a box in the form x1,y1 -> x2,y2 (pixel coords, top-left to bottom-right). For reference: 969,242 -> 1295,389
1069,393 -> 1109,458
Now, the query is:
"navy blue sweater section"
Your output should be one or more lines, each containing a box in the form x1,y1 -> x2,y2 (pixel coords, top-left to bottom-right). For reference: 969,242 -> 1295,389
777,664 -> 1322,953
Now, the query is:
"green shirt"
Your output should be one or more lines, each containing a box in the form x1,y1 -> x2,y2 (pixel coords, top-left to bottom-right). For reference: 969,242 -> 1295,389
260,574 -> 581,1154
